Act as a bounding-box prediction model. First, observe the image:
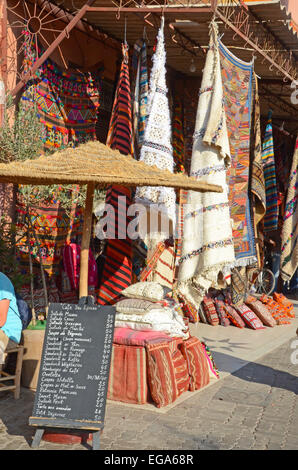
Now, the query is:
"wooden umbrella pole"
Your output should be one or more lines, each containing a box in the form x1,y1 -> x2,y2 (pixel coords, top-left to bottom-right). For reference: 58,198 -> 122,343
79,183 -> 95,299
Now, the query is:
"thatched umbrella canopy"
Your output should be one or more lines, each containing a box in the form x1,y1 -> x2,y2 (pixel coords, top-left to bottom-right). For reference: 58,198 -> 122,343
0,141 -> 223,299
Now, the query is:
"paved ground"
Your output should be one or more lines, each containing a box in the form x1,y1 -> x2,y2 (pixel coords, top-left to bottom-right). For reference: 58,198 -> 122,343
0,337 -> 297,451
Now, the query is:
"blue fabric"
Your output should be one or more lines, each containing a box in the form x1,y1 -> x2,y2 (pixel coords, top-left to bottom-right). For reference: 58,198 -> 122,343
0,273 -> 22,343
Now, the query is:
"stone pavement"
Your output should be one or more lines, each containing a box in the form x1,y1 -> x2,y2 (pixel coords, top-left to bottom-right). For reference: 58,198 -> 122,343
0,337 -> 297,451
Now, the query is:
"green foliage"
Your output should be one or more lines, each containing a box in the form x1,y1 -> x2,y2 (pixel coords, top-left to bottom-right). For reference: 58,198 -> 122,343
0,216 -> 31,291
0,97 -> 44,164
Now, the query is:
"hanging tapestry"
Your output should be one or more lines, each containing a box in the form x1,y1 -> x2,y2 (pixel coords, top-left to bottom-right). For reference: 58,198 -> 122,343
262,112 -> 279,233
249,74 -> 266,267
280,138 -> 298,282
22,59 -> 101,151
132,39 -> 148,155
97,45 -> 133,305
172,98 -> 185,173
250,75 -> 266,227
219,40 -> 257,266
177,22 -> 235,318
135,17 -> 176,243
16,199 -> 83,277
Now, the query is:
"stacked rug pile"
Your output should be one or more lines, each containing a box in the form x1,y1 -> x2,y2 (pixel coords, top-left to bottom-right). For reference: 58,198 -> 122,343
197,291 -> 295,329
108,281 -> 219,407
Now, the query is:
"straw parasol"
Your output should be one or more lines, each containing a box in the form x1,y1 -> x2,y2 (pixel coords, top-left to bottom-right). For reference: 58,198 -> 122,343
0,140 -> 223,299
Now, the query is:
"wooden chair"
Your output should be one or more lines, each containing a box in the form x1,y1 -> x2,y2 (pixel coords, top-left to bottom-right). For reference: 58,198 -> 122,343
0,343 -> 24,399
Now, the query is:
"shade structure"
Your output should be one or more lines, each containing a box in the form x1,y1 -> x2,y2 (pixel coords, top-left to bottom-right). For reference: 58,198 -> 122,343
0,140 -> 222,300
0,140 -> 222,193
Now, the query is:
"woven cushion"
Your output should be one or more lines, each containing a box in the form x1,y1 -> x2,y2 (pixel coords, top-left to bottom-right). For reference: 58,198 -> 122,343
246,299 -> 277,327
180,337 -> 210,391
259,295 -> 290,325
146,342 -> 179,407
113,327 -> 172,347
273,293 -> 295,318
115,298 -> 160,315
108,344 -> 148,404
198,305 -> 208,324
115,307 -> 188,338
214,298 -> 231,326
121,282 -> 171,302
202,296 -> 220,326
235,304 -> 265,330
222,304 -> 245,328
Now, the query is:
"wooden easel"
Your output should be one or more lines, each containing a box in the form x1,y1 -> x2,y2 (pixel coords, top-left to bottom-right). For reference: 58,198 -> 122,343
31,425 -> 102,450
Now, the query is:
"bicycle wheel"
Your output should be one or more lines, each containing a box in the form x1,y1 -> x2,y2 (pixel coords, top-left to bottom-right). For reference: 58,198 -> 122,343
253,268 -> 275,296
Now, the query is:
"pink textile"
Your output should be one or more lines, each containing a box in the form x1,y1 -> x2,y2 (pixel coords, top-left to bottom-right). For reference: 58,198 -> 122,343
113,327 -> 172,347
62,242 -> 98,290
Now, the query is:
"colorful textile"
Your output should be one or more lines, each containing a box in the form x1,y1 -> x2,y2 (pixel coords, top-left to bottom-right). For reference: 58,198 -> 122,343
235,304 -> 265,330
113,327 -> 172,347
273,293 -> 295,318
281,139 -> 298,281
108,343 -> 148,404
16,200 -> 83,277
259,295 -> 291,325
246,299 -> 276,327
22,59 -> 100,151
97,186 -> 133,305
201,341 -> 220,379
250,75 -> 266,226
172,98 -> 185,173
262,113 -> 279,233
250,75 -> 266,267
214,298 -> 231,326
97,46 -> 133,305
177,23 -> 235,316
62,242 -> 98,291
132,39 -> 148,153
19,286 -> 60,319
146,243 -> 176,289
146,341 -> 179,407
135,17 -> 176,241
178,293 -> 199,324
219,39 -> 257,266
222,304 -> 245,328
106,44 -> 133,156
231,267 -> 247,306
202,296 -> 220,326
180,337 -> 210,392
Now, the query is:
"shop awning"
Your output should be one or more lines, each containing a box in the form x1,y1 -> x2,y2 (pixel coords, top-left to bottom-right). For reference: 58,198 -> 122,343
0,140 -> 222,193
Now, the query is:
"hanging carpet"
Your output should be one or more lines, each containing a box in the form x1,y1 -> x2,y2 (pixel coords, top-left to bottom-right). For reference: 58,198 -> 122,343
22,59 -> 101,151
280,139 -> 298,282
135,17 -> 176,245
262,112 -> 279,233
97,44 -> 133,305
219,40 -> 257,266
132,38 -> 149,155
177,22 -> 235,320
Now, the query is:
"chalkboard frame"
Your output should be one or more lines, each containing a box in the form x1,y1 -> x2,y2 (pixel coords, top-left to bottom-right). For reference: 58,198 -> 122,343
29,297 -> 115,448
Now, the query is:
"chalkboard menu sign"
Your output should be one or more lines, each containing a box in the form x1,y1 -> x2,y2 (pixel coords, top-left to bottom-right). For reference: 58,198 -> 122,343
29,301 -> 116,446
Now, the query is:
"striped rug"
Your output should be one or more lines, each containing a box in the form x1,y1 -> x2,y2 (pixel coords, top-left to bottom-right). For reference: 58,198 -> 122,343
97,45 -> 133,305
262,114 -> 278,233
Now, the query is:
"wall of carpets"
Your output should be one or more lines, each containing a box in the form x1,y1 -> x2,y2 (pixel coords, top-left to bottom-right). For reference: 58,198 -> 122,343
7,15 -> 296,407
